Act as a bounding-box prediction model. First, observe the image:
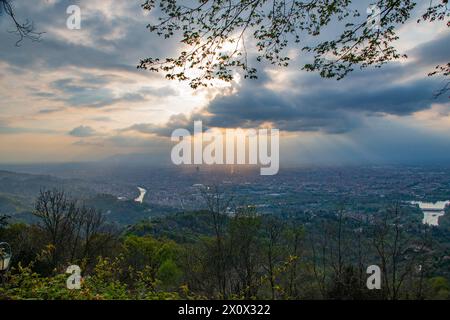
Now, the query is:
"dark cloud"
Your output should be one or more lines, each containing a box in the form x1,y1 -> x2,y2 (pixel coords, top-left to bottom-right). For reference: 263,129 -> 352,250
68,125 -> 98,137
37,107 -> 66,114
2,0 -> 447,135
123,113 -> 191,137
0,1 -> 177,73
133,72 -> 445,136
409,32 -> 450,67
38,77 -> 173,108
133,30 -> 449,136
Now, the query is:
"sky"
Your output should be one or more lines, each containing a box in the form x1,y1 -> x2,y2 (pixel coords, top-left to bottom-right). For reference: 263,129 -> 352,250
0,0 -> 449,166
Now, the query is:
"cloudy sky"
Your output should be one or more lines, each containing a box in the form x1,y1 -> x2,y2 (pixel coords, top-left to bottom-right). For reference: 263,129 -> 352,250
0,0 -> 449,166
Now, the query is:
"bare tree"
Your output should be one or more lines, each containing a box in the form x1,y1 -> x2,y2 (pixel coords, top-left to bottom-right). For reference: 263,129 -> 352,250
428,63 -> 450,98
283,222 -> 305,299
309,219 -> 330,298
67,205 -> 114,265
228,206 -> 262,298
0,214 -> 9,229
262,216 -> 284,299
34,189 -> 73,267
200,185 -> 233,298
0,0 -> 43,45
33,189 -> 117,270
371,203 -> 430,300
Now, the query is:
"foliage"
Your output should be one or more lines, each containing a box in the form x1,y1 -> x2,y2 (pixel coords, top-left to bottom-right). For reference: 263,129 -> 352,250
139,0 -> 449,88
0,188 -> 449,300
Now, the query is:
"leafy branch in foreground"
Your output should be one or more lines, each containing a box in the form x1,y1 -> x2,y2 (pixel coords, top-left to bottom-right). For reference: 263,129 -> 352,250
0,0 -> 43,46
428,63 -> 450,98
420,1 -> 450,97
138,0 -> 449,89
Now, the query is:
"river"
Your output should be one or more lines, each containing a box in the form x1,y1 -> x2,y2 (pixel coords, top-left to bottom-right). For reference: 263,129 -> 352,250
134,187 -> 147,203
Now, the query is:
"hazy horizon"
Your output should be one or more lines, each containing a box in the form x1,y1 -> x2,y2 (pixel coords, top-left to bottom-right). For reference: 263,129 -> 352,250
0,1 -> 449,166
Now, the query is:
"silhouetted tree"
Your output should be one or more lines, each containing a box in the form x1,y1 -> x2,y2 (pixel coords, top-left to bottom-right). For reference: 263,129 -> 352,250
371,203 -> 432,300
0,214 -> 9,229
228,206 -> 263,298
0,0 -> 42,45
33,189 -> 117,271
200,185 -> 233,298
139,0 -> 449,88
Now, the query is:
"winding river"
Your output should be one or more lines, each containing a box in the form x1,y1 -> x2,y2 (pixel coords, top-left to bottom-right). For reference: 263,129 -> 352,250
134,187 -> 147,204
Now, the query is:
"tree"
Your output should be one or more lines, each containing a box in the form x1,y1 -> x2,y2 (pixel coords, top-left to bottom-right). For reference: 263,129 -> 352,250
0,214 -> 9,229
370,203 -> 432,300
122,235 -> 181,293
228,206 -> 263,298
307,207 -> 377,299
282,222 -> 305,299
262,216 -> 284,299
0,0 -> 42,45
33,189 -> 73,268
139,0 -> 449,88
33,189 -> 117,271
428,63 -> 450,98
427,276 -> 450,299
200,185 -> 233,298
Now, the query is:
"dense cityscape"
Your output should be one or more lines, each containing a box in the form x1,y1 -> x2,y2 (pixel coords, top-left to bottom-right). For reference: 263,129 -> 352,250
1,164 -> 449,225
